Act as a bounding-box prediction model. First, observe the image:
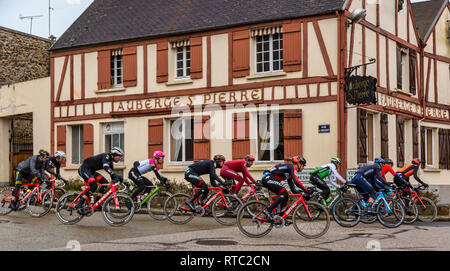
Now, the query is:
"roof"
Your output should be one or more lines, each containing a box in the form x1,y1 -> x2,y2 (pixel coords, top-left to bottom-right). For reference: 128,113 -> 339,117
411,0 -> 448,42
0,26 -> 51,43
50,0 -> 346,51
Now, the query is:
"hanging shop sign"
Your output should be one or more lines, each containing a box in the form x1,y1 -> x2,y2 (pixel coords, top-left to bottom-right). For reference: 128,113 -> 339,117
345,76 -> 377,105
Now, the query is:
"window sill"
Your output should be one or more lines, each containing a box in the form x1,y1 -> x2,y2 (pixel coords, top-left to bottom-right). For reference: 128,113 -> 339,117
95,87 -> 126,94
165,79 -> 193,86
392,89 -> 413,97
423,167 -> 441,172
246,72 -> 286,81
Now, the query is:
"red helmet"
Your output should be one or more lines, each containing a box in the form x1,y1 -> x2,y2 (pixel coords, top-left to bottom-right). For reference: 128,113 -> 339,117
411,158 -> 421,165
213,154 -> 226,162
245,154 -> 255,162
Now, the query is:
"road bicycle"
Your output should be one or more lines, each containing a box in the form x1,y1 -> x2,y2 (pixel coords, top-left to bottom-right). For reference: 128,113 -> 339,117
41,177 -> 68,208
236,191 -> 330,239
124,181 -> 172,220
0,181 -> 52,217
351,188 -> 405,228
390,184 -> 437,223
164,185 -> 242,226
55,180 -> 134,226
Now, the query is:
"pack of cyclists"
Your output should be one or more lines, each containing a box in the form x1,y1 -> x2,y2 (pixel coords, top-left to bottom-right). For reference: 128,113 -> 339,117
9,147 -> 429,221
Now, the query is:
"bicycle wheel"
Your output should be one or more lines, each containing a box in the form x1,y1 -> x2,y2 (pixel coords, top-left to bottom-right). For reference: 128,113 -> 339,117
54,188 -> 66,202
56,192 -> 84,225
376,199 -> 405,228
399,197 -> 418,224
0,187 -> 15,215
212,194 -> 242,226
164,193 -> 194,225
292,201 -> 330,238
102,193 -> 134,226
415,197 -> 437,223
26,190 -> 52,217
236,200 -> 273,238
147,191 -> 172,221
358,200 -> 378,224
331,197 -> 361,227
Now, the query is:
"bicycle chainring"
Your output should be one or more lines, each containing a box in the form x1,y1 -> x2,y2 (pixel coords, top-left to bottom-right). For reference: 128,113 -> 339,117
194,206 -> 205,216
273,215 -> 285,228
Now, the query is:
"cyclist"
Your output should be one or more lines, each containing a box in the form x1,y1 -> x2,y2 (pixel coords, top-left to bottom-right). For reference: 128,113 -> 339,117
351,158 -> 390,214
220,154 -> 256,195
381,158 -> 395,181
309,157 -> 347,205
76,147 -> 124,214
184,155 -> 229,211
128,151 -> 170,201
261,155 -> 312,221
9,149 -> 51,210
44,150 -> 69,187
394,158 -> 428,189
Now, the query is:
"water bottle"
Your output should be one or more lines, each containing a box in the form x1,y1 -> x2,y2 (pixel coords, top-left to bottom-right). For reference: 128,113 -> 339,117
137,196 -> 141,203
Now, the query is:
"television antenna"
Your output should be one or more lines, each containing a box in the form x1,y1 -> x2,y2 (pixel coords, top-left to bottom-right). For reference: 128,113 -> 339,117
19,14 -> 43,35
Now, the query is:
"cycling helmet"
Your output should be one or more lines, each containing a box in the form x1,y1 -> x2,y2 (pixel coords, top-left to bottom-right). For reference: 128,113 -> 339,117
39,149 -> 50,157
110,147 -> 124,156
244,154 -> 255,162
331,157 -> 342,165
411,158 -> 421,165
153,151 -> 165,159
55,150 -> 66,158
385,158 -> 393,165
213,154 -> 226,162
374,158 -> 386,165
292,155 -> 307,166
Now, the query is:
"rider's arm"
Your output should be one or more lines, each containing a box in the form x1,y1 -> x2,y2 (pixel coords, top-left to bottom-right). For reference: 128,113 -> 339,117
150,163 -> 166,182
102,154 -> 114,175
241,161 -> 256,183
30,156 -> 44,180
210,161 -> 225,187
413,166 -> 427,186
329,164 -> 346,187
288,164 -> 309,193
375,167 -> 390,187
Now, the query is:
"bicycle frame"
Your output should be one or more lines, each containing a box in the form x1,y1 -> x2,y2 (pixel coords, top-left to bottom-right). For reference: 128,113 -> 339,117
360,191 -> 394,214
192,187 -> 231,209
238,184 -> 259,202
137,184 -> 160,206
391,188 -> 427,208
69,182 -> 120,211
18,183 -> 41,204
254,194 -> 313,222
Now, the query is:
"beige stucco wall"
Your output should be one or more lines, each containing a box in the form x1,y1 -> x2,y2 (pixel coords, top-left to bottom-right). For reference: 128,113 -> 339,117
211,34 -> 229,87
0,77 -> 50,184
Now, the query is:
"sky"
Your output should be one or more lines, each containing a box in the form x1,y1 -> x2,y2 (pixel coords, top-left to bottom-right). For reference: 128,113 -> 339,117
0,0 -> 436,40
0,0 -> 94,39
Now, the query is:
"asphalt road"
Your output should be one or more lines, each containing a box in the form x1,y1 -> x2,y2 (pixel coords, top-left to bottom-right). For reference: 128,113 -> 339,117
0,210 -> 449,251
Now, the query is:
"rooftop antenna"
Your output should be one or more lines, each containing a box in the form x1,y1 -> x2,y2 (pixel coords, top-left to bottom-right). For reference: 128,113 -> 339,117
19,14 -> 43,35
48,0 -> 54,39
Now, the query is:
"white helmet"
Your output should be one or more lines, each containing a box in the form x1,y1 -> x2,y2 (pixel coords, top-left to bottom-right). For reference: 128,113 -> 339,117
110,147 -> 124,156
55,150 -> 66,158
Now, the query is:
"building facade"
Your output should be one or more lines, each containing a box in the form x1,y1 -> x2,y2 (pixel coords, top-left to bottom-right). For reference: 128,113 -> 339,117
46,0 -> 450,201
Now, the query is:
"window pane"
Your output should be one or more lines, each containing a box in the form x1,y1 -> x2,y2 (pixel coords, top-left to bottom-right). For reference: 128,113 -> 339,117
171,120 -> 183,162
273,61 -> 279,71
105,134 -> 112,153
72,126 -> 80,164
264,62 -> 270,72
367,114 -> 374,161
257,63 -> 262,73
185,119 -> 194,162
258,114 -> 271,161
256,42 -> 262,52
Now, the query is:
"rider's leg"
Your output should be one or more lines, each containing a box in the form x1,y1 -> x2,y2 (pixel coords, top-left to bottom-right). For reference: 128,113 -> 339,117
310,175 -> 330,202
262,175 -> 286,219
220,167 -> 245,194
185,171 -> 208,209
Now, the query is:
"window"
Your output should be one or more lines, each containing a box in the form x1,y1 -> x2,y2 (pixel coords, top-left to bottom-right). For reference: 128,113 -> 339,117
257,112 -> 284,162
103,122 -> 124,163
256,33 -> 283,73
110,49 -> 123,87
397,46 -> 407,90
175,46 -> 190,79
425,128 -> 434,167
71,125 -> 84,164
170,118 -> 194,162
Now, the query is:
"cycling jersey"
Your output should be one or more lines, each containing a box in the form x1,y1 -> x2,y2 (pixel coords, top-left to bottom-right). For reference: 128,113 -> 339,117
81,153 -> 115,176
263,163 -> 308,193
45,156 -> 61,178
310,163 -> 346,188
133,158 -> 165,182
188,160 -> 225,187
356,164 -> 389,187
222,160 -> 256,183
16,155 -> 47,181
381,164 -> 395,180
395,163 -> 426,186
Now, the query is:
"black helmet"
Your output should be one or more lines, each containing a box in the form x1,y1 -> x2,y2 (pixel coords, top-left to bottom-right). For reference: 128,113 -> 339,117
292,155 -> 307,166
213,154 -> 226,162
385,158 -> 393,165
39,149 -> 50,157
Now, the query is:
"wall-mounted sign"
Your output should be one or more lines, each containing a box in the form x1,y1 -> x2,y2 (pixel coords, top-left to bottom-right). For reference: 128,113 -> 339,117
318,124 -> 330,133
345,76 -> 377,105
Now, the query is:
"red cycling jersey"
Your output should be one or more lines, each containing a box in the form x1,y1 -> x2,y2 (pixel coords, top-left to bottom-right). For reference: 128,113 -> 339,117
381,164 -> 395,180
221,160 -> 256,183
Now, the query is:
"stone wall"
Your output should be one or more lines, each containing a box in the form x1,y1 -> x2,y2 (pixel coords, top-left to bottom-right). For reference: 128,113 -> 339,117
0,26 -> 51,86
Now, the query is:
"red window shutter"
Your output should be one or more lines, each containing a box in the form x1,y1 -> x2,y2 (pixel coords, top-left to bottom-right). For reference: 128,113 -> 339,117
380,114 -> 389,159
439,129 -> 449,169
97,50 -> 111,90
56,125 -> 66,167
358,109 -> 368,164
190,37 -> 203,79
148,118 -> 164,158
283,110 -> 302,161
447,130 -> 450,170
232,30 -> 250,78
156,42 -> 169,83
193,115 -> 210,161
83,124 -> 94,159
123,46 -> 137,87
232,112 -> 250,160
412,119 -> 419,159
283,22 -> 302,72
